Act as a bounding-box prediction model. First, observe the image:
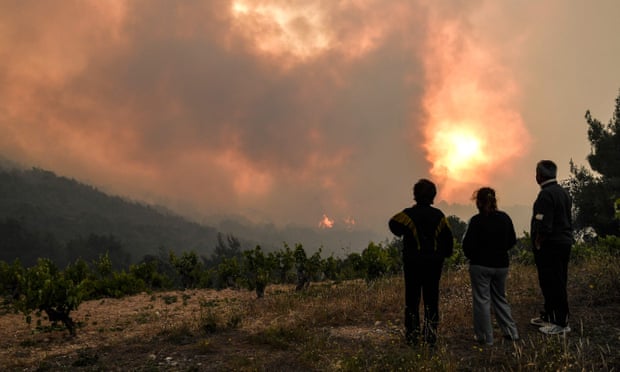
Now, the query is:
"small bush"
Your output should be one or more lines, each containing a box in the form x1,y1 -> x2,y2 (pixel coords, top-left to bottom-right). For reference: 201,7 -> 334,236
162,295 -> 178,305
198,308 -> 219,334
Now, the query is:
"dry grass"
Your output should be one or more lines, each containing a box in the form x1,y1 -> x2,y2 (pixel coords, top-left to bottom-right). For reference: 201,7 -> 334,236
1,260 -> 619,371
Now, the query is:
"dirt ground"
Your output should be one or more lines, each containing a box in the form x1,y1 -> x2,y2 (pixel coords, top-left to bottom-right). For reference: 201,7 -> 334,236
0,289 -> 259,371
1,285 -> 619,371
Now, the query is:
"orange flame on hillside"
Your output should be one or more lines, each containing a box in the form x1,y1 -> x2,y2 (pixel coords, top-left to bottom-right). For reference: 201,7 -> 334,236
343,216 -> 356,231
343,216 -> 355,227
318,214 -> 335,229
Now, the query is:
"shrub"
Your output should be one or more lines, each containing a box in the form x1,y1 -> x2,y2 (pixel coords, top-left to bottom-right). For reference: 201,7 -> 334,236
445,242 -> 467,271
241,246 -> 273,298
15,258 -> 83,335
596,235 -> 620,256
0,259 -> 24,307
169,251 -> 204,289
361,242 -> 391,283
130,260 -> 172,290
216,256 -> 241,290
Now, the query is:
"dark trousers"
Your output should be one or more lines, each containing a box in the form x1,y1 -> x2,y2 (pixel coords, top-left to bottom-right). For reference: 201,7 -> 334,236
403,258 -> 443,344
533,243 -> 571,327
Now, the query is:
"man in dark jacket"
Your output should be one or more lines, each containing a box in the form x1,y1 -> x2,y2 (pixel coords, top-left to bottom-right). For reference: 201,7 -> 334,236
389,179 -> 454,346
529,160 -> 573,335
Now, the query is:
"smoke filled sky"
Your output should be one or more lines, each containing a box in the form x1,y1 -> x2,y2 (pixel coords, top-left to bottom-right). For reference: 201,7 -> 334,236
1,0 -> 619,236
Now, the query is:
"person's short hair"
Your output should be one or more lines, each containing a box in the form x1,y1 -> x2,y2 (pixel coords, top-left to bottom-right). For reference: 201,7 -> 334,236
413,178 -> 437,205
536,160 -> 557,180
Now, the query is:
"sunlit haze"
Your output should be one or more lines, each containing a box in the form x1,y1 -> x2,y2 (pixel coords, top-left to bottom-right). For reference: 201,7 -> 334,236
1,0 -> 619,237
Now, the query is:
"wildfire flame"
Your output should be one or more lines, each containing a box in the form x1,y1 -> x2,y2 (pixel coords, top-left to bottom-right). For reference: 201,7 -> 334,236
343,216 -> 355,227
318,214 -> 335,229
427,125 -> 488,180
421,18 -> 530,202
343,216 -> 356,231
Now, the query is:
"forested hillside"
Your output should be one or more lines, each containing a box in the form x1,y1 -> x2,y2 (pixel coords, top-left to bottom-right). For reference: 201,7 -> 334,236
0,166 -> 219,267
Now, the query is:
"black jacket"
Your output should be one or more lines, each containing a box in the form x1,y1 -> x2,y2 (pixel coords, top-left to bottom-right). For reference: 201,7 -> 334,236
530,181 -> 573,247
463,210 -> 516,268
389,204 -> 454,264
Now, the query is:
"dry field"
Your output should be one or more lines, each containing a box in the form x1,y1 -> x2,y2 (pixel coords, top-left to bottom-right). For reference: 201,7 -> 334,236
1,264 -> 619,371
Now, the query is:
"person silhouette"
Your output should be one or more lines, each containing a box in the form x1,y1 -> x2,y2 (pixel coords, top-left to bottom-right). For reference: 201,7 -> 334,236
389,178 -> 454,346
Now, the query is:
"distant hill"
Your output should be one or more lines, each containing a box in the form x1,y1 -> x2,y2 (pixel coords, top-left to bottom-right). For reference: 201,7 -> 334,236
0,166 -> 219,266
0,163 -> 387,268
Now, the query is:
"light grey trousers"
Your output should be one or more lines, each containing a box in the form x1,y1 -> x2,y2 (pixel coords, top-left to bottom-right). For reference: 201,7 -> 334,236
469,265 -> 519,344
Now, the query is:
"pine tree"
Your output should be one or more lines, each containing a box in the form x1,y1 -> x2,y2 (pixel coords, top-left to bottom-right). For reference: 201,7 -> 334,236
568,89 -> 620,236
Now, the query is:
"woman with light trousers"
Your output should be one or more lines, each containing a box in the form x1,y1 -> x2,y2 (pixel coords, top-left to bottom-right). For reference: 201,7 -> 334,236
462,187 -> 519,345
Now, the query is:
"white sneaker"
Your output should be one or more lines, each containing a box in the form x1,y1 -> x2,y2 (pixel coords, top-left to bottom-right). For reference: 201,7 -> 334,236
539,324 -> 571,335
530,317 -> 552,327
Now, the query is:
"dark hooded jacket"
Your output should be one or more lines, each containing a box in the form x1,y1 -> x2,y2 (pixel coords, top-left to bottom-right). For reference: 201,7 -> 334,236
389,204 -> 454,264
530,180 -> 573,247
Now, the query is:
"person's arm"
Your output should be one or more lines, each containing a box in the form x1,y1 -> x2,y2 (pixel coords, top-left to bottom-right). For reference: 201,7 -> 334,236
461,218 -> 475,259
437,215 -> 454,258
389,211 -> 413,237
533,192 -> 554,247
504,213 -> 517,250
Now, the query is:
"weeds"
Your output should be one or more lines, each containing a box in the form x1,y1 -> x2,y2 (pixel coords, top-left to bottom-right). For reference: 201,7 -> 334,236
2,252 -> 620,370
249,324 -> 307,350
71,349 -> 99,367
161,294 -> 177,305
161,321 -> 194,345
198,307 -> 218,334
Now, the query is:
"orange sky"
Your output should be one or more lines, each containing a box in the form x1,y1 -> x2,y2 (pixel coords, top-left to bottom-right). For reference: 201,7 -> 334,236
1,0 -> 619,235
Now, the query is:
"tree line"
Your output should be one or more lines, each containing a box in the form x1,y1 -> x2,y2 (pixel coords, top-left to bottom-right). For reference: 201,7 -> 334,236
0,236 -> 405,335
0,234 -> 446,335
3,230 -> 620,336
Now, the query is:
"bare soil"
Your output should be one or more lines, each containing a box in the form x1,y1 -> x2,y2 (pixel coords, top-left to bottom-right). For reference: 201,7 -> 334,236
1,281 -> 619,371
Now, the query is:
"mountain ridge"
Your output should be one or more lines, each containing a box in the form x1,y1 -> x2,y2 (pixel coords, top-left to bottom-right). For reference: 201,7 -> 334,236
0,161 -> 385,267
0,165 -> 219,266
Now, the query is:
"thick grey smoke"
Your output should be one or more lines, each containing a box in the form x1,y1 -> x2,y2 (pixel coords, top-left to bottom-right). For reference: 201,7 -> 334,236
1,0 -> 619,236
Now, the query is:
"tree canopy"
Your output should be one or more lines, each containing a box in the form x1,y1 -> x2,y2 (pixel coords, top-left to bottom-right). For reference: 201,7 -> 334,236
567,89 -> 620,236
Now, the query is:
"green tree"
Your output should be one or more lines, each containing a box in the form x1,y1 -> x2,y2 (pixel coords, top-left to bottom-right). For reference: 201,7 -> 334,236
447,215 -> 467,244
568,89 -> 620,236
206,233 -> 242,268
169,251 -> 204,289
16,258 -> 83,335
129,259 -> 172,290
294,244 -> 310,291
241,246 -> 273,298
272,243 -> 295,284
216,256 -> 241,289
323,254 -> 342,281
361,242 -> 390,283
77,253 -> 146,299
341,252 -> 363,280
385,238 -> 403,275
63,258 -> 95,299
0,259 -> 24,305
306,248 -> 324,282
